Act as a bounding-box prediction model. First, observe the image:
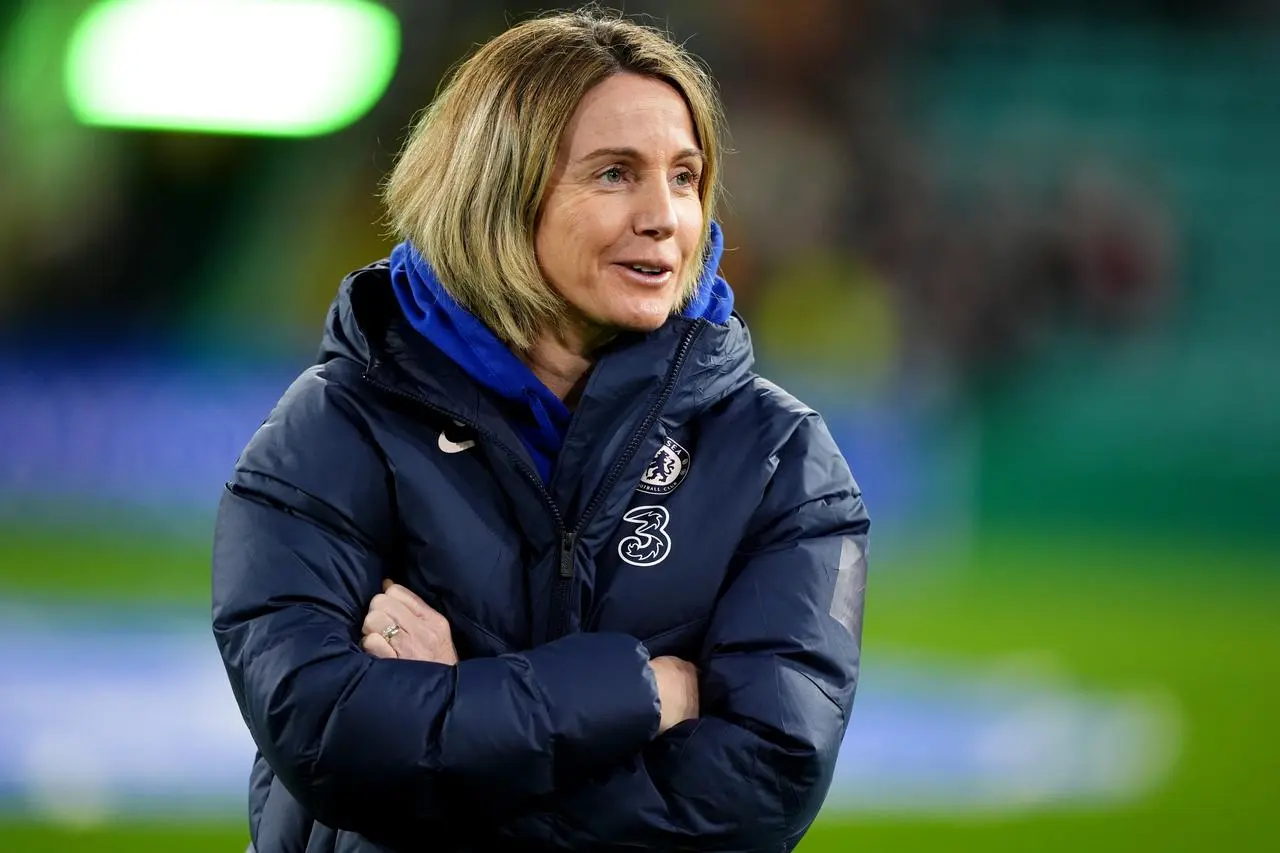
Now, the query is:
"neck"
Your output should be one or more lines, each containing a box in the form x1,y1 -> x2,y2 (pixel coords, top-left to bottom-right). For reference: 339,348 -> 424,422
521,318 -> 616,406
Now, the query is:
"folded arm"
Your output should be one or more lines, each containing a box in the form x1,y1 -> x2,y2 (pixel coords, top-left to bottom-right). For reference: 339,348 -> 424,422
211,373 -> 661,841
496,414 -> 869,851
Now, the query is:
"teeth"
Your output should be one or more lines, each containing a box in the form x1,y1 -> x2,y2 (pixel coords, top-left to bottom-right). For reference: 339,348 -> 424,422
630,264 -> 663,274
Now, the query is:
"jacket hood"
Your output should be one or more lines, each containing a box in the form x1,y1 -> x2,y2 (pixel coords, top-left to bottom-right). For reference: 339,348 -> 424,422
385,221 -> 734,401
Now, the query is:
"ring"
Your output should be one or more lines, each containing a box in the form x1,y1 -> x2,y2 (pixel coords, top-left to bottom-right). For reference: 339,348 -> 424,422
380,623 -> 402,641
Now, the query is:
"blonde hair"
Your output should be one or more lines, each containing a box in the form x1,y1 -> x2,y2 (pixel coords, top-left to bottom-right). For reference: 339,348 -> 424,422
381,6 -> 725,350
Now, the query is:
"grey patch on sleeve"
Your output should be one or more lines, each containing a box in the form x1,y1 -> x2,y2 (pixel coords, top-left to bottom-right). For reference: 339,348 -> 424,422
830,536 -> 867,641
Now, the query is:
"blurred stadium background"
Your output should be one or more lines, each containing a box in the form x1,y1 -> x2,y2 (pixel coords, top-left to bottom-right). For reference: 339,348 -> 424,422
1,0 -> 1277,850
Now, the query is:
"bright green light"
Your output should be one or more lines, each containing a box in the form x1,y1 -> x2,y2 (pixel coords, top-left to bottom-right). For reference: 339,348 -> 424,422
64,0 -> 400,137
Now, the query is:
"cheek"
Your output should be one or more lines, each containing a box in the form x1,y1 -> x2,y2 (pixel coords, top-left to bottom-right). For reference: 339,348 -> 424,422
678,202 -> 705,272
535,211 -> 582,287
679,199 -> 704,247
539,205 -> 597,269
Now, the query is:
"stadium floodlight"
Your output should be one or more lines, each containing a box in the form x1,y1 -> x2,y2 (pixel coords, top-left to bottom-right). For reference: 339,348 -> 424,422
64,0 -> 400,137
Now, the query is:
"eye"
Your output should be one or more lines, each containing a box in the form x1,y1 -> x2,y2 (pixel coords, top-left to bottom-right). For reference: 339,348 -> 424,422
601,166 -> 625,184
674,169 -> 700,188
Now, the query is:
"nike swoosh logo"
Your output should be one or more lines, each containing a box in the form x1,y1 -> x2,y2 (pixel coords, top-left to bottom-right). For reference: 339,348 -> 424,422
438,432 -> 476,454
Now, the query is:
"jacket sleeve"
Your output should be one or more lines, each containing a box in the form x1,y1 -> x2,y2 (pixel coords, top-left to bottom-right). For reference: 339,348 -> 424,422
495,413 -> 868,852
211,370 -> 661,840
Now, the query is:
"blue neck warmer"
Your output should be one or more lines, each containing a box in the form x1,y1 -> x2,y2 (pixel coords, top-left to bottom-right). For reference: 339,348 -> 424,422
389,223 -> 734,482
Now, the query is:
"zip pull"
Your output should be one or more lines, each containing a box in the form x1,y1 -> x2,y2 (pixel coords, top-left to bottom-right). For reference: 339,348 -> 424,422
559,533 -> 576,578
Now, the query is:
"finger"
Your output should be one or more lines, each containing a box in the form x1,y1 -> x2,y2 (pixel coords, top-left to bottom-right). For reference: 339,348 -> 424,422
361,608 -> 398,639
375,590 -> 450,637
367,593 -> 424,633
361,632 -> 397,659
383,583 -> 434,619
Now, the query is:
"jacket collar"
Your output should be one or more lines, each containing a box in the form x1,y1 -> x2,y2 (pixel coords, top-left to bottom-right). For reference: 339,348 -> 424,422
318,259 -> 755,497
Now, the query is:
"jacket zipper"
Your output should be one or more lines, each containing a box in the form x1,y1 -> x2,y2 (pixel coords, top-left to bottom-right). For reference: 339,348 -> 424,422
546,320 -> 706,639
363,318 -> 706,643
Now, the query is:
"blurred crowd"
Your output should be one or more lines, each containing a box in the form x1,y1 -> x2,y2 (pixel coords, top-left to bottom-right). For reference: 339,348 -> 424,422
680,0 -> 1179,398
5,0 -> 1274,397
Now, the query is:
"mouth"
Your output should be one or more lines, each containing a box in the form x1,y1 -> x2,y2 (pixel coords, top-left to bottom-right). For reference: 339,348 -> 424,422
613,261 -> 675,286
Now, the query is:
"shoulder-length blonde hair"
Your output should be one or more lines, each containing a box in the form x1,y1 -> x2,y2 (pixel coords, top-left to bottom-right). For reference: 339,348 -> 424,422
381,7 -> 726,350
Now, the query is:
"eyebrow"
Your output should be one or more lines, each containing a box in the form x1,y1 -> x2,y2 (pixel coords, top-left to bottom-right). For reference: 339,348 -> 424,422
579,146 -> 704,164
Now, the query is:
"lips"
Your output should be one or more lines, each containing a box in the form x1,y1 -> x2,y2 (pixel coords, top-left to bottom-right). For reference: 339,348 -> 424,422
617,260 -> 673,274
613,262 -> 674,286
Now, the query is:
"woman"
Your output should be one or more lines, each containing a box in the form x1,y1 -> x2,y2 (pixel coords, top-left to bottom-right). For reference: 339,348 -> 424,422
212,8 -> 868,852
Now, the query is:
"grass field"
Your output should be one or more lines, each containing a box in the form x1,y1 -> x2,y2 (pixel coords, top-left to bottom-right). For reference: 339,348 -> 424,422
1,527 -> 1276,851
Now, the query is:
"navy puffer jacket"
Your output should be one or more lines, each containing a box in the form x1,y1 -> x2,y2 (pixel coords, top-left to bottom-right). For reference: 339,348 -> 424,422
211,263 -> 869,852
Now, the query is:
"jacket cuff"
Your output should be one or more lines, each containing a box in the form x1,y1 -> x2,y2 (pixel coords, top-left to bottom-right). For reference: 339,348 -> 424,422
524,632 -> 661,773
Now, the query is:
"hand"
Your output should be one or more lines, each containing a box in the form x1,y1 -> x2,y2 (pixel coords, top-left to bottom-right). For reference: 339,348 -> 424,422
361,579 -> 459,664
648,655 -> 700,735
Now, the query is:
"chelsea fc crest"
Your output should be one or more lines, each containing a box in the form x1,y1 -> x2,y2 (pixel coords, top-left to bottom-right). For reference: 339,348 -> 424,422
638,437 -> 691,495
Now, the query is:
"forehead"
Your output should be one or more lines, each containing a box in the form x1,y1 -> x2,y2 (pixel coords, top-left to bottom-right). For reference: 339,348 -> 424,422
561,72 -> 698,157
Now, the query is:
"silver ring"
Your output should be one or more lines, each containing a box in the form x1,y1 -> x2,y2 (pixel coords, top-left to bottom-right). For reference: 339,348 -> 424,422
380,623 -> 402,642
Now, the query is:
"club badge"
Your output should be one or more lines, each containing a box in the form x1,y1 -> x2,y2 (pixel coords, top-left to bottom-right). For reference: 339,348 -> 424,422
637,437 -> 690,495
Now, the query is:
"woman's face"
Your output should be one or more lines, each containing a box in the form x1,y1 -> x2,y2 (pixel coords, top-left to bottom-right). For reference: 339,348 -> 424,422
535,72 -> 704,343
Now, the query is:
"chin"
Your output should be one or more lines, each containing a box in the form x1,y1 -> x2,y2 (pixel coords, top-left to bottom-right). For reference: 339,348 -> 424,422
614,308 -> 673,333
591,292 -> 671,333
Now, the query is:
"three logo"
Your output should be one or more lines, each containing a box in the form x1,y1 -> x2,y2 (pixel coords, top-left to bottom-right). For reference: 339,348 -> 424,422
618,506 -> 672,567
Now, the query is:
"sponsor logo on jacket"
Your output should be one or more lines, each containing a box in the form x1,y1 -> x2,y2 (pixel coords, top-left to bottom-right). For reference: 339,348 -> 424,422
618,505 -> 672,566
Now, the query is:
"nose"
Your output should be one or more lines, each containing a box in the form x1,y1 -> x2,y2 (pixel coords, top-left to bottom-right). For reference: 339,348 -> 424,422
633,175 -> 678,240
